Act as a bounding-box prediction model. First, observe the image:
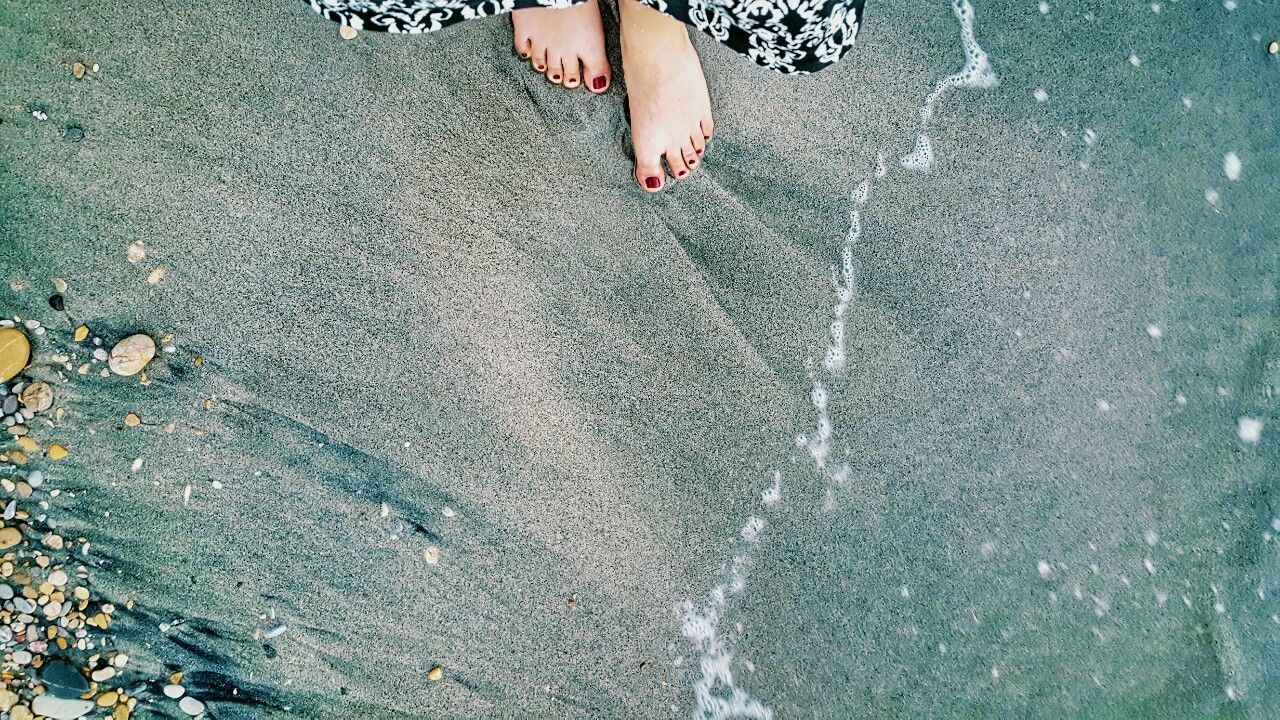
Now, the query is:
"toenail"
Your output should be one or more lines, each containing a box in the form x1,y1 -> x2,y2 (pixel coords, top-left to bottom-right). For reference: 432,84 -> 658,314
552,74 -> 560,80
695,147 -> 703,155
645,176 -> 661,189
592,76 -> 607,90
520,52 -> 529,58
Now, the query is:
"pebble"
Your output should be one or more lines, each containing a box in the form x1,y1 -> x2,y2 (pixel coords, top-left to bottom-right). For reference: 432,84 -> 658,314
90,666 -> 115,682
0,526 -> 21,549
147,266 -> 166,285
48,443 -> 69,460
11,650 -> 32,664
42,659 -> 90,697
52,278 -> 68,293
71,62 -> 86,78
0,585 -> 12,599
1270,40 -> 1279,54
108,334 -> 155,376
162,684 -> 185,699
31,695 -> 95,720
26,470 -> 43,487
73,325 -> 89,342
124,412 -> 141,427
18,381 -> 53,412
428,666 -> 444,682
48,294 -> 65,311
339,24 -> 358,40
0,328 -> 31,383
2,394 -> 17,415
126,241 -> 146,263
178,697 -> 205,716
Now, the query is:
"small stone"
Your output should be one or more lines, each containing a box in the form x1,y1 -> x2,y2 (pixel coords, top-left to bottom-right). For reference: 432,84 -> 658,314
108,334 -> 155,376
10,704 -> 32,720
0,585 -> 12,599
26,470 -> 43,487
42,659 -> 90,697
0,688 -> 16,711
52,277 -> 68,293
0,527 -> 21,549
1270,41 -> 1279,54
124,412 -> 141,427
423,546 -> 440,565
339,24 -> 358,40
3,393 -> 19,415
178,697 -> 205,716
96,692 -> 118,708
74,325 -> 89,342
49,294 -> 65,311
90,666 -> 116,682
147,266 -> 166,284
163,684 -> 185,699
0,328 -> 31,383
31,694 -> 95,720
48,443 -> 69,460
11,650 -> 32,664
428,666 -> 444,682
126,241 -> 146,263
63,127 -> 85,142
48,569 -> 68,586
72,62 -> 86,78
18,381 -> 53,412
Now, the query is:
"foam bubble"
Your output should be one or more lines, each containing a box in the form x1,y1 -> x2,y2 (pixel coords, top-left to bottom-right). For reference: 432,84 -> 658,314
902,0 -> 998,172
901,133 -> 935,172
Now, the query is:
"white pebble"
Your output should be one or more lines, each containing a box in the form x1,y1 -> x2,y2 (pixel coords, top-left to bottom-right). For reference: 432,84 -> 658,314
179,696 -> 205,716
1237,417 -> 1263,444
1224,152 -> 1242,181
1145,324 -> 1163,339
163,683 -> 186,698
1033,87 -> 1049,103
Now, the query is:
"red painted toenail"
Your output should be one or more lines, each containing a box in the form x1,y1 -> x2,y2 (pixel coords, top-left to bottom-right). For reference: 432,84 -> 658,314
552,74 -> 560,80
592,76 -> 607,90
645,176 -> 661,189
695,147 -> 703,155
677,171 -> 687,177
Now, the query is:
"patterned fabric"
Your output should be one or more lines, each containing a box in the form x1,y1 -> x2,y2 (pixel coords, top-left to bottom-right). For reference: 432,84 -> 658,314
305,0 -> 864,74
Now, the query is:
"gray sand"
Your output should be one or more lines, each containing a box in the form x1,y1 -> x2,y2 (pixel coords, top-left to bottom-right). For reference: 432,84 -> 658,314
1,0 -> 1277,717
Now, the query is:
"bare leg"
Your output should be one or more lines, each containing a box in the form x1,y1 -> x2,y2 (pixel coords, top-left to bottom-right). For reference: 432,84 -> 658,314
512,0 -> 612,92
618,0 -> 714,191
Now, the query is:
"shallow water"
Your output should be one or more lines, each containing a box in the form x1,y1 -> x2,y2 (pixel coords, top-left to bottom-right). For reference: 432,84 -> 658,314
0,0 -> 1276,717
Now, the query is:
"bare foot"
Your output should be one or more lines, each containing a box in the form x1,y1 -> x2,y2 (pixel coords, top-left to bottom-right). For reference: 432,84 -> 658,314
512,0 -> 611,92
618,0 -> 713,191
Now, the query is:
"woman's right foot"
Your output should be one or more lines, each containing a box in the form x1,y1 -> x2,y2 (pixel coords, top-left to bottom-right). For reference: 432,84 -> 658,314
618,0 -> 713,192
512,0 -> 611,92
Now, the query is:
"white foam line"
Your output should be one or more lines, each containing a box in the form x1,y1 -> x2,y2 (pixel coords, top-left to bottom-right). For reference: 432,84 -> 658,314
902,0 -> 1000,172
679,473 -> 782,720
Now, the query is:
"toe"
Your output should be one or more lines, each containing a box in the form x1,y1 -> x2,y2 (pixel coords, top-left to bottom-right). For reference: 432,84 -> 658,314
562,57 -> 581,88
635,152 -> 665,192
546,56 -> 564,84
682,143 -> 699,170
514,34 -> 532,60
529,44 -> 548,73
666,148 -> 690,180
580,55 -> 611,94
699,117 -> 714,139
690,134 -> 705,157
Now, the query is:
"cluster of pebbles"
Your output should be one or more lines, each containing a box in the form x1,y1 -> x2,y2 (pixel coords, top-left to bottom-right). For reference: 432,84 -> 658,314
0,293 -> 206,718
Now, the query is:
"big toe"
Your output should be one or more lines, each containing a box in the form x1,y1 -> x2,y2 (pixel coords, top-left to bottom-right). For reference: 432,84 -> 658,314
580,54 -> 611,93
635,155 -> 665,192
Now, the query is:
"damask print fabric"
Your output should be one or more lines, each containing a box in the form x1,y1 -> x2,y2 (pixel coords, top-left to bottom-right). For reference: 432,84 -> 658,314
305,0 -> 865,73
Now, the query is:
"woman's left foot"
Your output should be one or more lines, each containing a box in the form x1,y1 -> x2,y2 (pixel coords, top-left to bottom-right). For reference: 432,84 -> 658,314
513,0 -> 611,92
618,0 -> 713,192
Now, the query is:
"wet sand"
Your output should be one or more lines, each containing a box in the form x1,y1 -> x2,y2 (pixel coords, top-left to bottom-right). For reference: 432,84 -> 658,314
0,0 -> 1276,717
